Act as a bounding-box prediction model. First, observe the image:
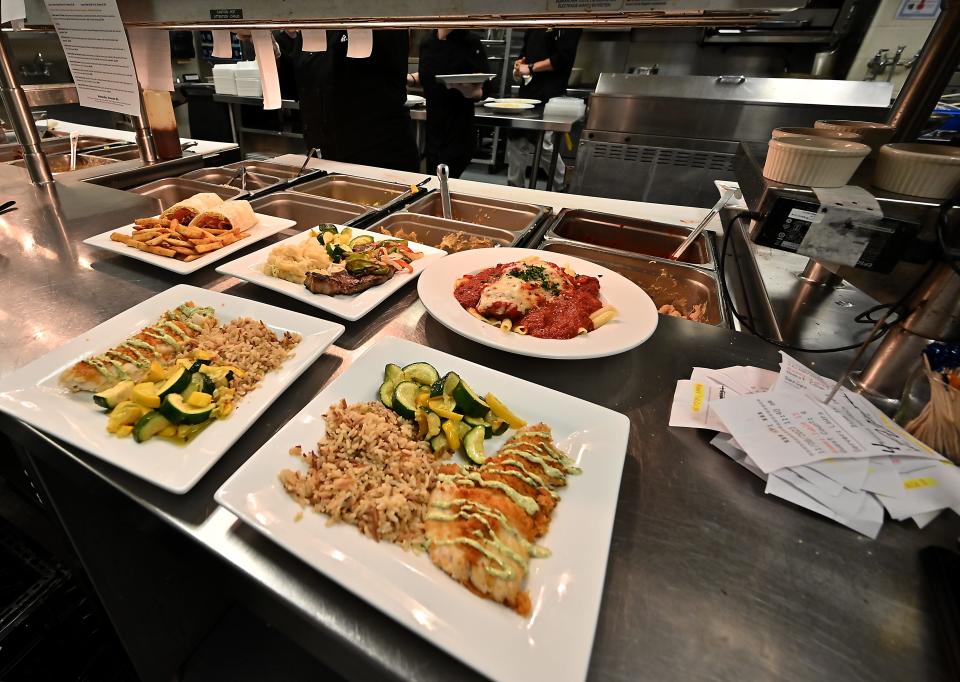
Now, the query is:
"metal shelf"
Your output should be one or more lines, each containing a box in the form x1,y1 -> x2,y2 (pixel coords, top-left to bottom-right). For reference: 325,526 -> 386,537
22,0 -> 798,28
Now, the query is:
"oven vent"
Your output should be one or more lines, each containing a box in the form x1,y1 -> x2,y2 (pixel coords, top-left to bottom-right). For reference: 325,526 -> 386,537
589,142 -> 733,172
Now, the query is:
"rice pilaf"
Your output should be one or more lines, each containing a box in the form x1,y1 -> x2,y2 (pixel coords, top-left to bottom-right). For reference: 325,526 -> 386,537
195,318 -> 301,396
280,400 -> 442,550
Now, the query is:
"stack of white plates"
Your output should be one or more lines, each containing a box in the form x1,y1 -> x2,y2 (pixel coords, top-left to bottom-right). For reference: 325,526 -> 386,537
212,63 -> 238,95
544,96 -> 586,120
234,61 -> 262,97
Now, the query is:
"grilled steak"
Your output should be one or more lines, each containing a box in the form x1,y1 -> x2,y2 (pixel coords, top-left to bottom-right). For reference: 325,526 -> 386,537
304,268 -> 395,296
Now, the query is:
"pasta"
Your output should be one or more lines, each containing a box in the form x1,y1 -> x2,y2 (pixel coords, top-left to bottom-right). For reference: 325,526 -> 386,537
456,259 -> 619,339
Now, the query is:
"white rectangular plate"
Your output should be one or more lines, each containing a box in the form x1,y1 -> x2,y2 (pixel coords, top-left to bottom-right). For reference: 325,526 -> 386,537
215,227 -> 446,321
0,285 -> 344,494
83,213 -> 296,274
215,337 -> 628,682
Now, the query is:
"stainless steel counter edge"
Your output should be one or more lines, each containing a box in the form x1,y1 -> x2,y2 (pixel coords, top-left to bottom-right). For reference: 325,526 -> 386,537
0,164 -> 956,682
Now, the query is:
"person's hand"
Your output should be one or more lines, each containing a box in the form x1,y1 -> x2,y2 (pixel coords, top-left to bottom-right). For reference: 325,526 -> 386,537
516,62 -> 532,77
235,30 -> 252,40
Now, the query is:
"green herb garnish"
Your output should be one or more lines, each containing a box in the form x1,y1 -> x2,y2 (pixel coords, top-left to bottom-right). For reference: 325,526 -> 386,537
508,265 -> 560,293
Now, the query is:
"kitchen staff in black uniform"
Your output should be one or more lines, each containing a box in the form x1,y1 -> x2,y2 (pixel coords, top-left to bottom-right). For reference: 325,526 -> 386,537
411,29 -> 491,178
279,30 -> 420,172
506,28 -> 582,187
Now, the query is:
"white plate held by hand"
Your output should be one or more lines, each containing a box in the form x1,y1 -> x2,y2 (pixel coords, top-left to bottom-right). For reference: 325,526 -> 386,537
84,213 -> 296,275
417,247 -> 658,359
0,285 -> 344,493
215,336 -> 629,682
216,226 -> 446,321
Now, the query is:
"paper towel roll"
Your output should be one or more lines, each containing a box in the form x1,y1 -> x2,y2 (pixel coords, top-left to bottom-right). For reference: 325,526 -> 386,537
211,30 -> 233,59
301,29 -> 327,52
346,29 -> 373,59
128,28 -> 174,92
251,30 -> 281,110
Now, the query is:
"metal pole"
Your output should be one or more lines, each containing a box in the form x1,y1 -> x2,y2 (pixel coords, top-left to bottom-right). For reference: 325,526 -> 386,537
0,32 -> 52,185
886,0 -> 960,142
529,130 -> 545,189
133,86 -> 159,164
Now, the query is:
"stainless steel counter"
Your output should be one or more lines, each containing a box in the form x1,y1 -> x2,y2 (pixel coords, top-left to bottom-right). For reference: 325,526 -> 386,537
0,164 -> 957,682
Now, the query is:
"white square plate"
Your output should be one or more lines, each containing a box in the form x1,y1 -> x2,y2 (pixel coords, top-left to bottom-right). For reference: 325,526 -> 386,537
0,285 -> 344,493
83,213 -> 296,274
215,337 -> 628,682
215,227 -> 446,321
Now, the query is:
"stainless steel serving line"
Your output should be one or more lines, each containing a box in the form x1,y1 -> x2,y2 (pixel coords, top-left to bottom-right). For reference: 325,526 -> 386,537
408,106 -> 580,190
0,162 -> 956,682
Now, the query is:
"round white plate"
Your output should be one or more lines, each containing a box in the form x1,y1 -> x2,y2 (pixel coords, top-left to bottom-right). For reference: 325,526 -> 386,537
491,97 -> 541,105
406,94 -> 425,106
436,73 -> 497,84
483,102 -> 535,111
417,247 -> 659,359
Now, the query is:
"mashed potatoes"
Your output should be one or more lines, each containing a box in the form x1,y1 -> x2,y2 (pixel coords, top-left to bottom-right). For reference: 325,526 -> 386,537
263,235 -> 331,284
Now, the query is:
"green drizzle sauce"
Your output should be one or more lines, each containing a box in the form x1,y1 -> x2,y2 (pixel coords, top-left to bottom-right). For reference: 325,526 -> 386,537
438,471 -> 540,515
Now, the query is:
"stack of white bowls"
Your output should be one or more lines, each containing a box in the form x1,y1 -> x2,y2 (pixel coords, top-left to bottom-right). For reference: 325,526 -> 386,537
212,63 -> 238,95
763,136 -> 870,187
813,120 -> 895,156
544,96 -> 586,120
234,61 -> 263,98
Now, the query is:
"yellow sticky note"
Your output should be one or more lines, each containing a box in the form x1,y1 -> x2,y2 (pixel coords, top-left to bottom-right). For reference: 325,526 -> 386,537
903,476 -> 938,490
691,383 -> 705,413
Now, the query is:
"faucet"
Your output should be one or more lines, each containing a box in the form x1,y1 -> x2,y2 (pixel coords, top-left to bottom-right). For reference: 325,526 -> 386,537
866,49 -> 890,80
886,45 -> 906,81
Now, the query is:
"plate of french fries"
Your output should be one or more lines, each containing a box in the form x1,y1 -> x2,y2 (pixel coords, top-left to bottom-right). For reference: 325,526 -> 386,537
83,211 -> 295,274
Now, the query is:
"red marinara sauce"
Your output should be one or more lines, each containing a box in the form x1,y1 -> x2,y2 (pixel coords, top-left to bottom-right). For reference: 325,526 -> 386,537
454,263 -> 508,309
519,276 -> 603,339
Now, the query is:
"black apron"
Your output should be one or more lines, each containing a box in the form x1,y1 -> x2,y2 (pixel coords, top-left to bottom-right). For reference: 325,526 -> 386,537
418,30 -> 490,178
281,31 -> 420,172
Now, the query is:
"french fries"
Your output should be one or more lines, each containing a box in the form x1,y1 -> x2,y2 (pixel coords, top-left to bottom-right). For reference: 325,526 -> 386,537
108,217 -> 249,262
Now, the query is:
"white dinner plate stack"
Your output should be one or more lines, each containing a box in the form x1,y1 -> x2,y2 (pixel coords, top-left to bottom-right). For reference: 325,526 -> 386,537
544,96 -> 586,120
234,61 -> 263,98
212,63 -> 238,95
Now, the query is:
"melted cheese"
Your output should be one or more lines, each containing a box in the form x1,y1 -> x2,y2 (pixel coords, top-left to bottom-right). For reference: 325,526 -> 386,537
476,263 -> 571,317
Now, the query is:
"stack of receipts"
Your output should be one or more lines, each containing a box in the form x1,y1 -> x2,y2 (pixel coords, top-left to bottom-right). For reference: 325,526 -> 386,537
669,353 -> 960,538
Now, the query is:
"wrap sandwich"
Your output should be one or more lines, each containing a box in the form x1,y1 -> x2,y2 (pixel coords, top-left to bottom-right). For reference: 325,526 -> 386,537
189,200 -> 258,232
160,192 -> 223,224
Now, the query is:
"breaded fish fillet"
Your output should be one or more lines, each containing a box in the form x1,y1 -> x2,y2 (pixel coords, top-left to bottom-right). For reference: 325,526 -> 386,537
425,424 -> 580,615
58,302 -> 216,393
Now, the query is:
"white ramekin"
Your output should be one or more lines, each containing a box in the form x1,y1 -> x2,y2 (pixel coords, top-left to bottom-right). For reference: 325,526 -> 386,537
814,120 -> 895,155
763,136 -> 870,187
873,143 -> 960,199
772,127 -> 863,143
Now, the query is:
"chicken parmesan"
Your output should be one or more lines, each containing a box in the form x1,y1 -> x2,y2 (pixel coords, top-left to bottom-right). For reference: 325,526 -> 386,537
453,258 -> 617,339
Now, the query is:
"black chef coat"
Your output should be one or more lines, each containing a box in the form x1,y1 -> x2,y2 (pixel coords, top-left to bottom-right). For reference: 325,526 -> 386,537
279,30 -> 420,172
517,28 -> 582,103
418,30 -> 490,178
